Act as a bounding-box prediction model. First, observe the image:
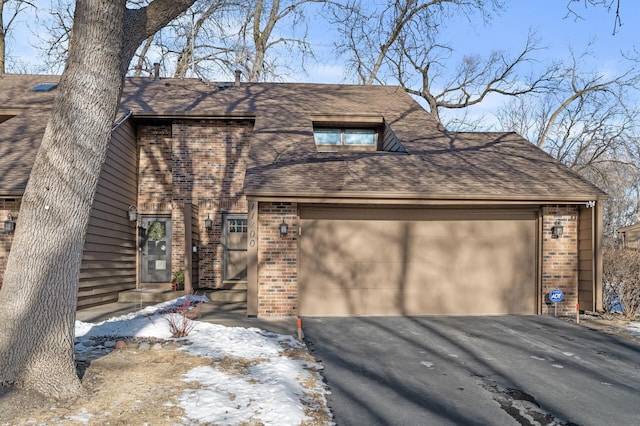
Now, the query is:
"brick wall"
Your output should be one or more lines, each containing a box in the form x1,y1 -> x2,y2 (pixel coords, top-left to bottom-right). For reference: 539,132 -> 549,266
137,120 -> 252,287
138,125 -> 173,213
257,202 -> 299,316
0,198 -> 21,288
541,205 -> 579,316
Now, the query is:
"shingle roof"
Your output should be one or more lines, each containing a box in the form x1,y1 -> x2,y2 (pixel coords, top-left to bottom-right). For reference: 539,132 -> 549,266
0,74 -> 606,201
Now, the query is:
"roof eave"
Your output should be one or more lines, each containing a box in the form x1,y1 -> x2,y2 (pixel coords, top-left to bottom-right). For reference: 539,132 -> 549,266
245,189 -> 608,205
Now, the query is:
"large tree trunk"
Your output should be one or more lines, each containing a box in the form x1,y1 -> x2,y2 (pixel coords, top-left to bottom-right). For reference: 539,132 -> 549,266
0,0 -> 195,400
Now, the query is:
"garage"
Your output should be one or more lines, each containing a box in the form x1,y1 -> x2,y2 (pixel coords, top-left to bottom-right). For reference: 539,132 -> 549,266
299,207 -> 538,316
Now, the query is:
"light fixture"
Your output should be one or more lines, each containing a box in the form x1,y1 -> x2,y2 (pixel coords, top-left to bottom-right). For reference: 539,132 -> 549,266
128,205 -> 138,222
279,219 -> 289,236
204,214 -> 213,230
551,220 -> 564,239
3,214 -> 16,234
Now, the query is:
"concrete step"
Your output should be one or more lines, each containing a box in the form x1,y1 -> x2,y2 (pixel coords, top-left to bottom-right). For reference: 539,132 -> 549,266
139,283 -> 173,291
118,288 -> 184,303
202,289 -> 247,303
220,281 -> 247,290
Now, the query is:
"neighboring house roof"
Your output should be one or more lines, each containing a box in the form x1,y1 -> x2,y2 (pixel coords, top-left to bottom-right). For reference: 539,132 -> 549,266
0,74 -> 606,201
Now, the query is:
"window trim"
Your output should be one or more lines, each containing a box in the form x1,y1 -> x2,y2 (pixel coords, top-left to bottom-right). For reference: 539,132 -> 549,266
313,125 -> 382,152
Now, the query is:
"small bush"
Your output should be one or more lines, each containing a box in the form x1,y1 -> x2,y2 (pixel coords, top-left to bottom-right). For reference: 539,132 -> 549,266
164,299 -> 201,338
602,249 -> 640,319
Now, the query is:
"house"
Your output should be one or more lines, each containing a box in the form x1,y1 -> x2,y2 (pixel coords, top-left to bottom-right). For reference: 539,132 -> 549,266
616,223 -> 640,249
0,73 -> 606,317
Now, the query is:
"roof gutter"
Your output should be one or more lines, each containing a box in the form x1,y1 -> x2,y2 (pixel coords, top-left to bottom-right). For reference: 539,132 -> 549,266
244,189 -> 608,204
131,111 -> 256,120
112,110 -> 132,131
0,191 -> 25,197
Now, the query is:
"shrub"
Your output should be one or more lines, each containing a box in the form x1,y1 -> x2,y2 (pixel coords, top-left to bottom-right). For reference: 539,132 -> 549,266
164,298 -> 201,338
602,249 -> 640,319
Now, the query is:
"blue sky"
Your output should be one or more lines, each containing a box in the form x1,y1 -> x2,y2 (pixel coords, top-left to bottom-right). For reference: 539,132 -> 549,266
5,0 -> 639,83
304,1 -> 639,84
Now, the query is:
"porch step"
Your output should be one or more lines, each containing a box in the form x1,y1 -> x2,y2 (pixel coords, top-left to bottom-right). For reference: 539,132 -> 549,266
118,288 -> 184,303
200,289 -> 247,303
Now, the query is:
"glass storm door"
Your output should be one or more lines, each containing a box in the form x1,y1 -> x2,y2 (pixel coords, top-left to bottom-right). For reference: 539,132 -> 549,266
224,215 -> 248,281
140,216 -> 172,283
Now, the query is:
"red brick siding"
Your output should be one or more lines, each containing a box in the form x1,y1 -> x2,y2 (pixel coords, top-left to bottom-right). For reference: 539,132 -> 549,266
137,120 -> 252,288
541,206 -> 579,316
257,202 -> 299,316
0,198 -> 21,288
138,125 -> 173,213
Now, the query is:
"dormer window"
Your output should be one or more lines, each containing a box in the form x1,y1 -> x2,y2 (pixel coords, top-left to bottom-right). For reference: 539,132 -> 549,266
31,83 -> 58,92
311,114 -> 406,153
314,128 -> 377,148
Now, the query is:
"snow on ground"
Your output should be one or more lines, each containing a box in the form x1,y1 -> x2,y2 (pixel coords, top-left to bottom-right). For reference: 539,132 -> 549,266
627,321 -> 640,338
74,296 -> 331,426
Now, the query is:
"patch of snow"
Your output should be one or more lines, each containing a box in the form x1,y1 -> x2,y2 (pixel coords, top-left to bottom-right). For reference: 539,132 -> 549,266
530,355 -> 546,361
64,408 -> 93,424
73,296 -> 330,425
551,364 -> 563,369
421,361 -> 434,368
626,322 -> 640,337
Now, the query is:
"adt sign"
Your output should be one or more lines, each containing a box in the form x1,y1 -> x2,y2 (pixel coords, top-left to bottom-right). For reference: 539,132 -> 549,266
549,289 -> 564,303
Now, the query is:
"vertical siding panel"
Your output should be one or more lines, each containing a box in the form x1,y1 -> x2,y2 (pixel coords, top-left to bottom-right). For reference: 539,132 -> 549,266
78,118 -> 137,308
578,206 -> 594,311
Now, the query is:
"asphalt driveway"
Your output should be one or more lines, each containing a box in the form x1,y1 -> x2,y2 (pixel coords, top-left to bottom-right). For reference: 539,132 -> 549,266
302,316 -> 640,426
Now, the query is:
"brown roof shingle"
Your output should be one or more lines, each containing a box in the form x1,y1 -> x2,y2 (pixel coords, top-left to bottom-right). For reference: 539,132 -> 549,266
0,74 -> 605,201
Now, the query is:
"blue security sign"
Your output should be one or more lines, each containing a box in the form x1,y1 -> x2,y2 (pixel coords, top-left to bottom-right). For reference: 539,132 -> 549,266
549,289 -> 564,303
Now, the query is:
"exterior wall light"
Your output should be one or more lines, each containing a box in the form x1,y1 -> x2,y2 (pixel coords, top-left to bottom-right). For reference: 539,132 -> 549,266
279,219 -> 289,236
551,220 -> 564,239
4,214 -> 16,234
204,214 -> 213,230
128,205 -> 138,222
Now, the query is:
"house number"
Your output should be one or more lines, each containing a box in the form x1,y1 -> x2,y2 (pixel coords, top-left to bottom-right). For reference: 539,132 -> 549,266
249,203 -> 257,248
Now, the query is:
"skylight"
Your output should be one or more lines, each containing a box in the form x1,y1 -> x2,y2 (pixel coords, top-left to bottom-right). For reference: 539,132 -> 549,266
31,83 -> 58,92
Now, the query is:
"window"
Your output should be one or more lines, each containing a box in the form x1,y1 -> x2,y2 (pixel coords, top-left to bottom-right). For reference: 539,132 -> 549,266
31,83 -> 58,92
314,128 -> 378,150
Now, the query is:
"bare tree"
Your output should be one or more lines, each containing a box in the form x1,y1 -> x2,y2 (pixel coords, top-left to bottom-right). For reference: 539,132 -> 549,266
0,0 -> 196,400
35,0 -> 325,81
566,0 -> 622,34
331,1 -> 558,125
0,0 -> 35,74
497,48 -> 640,240
33,0 -> 73,74
152,0 -> 324,81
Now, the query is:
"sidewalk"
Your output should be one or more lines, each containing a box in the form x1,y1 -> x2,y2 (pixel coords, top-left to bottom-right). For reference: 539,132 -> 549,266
76,300 -> 298,337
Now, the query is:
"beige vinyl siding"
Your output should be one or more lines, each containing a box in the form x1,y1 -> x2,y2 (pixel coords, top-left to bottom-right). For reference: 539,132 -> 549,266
577,206 -> 594,311
381,122 -> 406,152
78,118 -> 137,308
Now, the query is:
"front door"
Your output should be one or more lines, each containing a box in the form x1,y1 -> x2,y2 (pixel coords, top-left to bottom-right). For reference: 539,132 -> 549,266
140,215 -> 172,283
224,215 -> 248,281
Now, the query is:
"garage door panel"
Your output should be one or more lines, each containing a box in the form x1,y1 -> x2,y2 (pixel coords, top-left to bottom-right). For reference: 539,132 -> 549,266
300,211 -> 536,316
